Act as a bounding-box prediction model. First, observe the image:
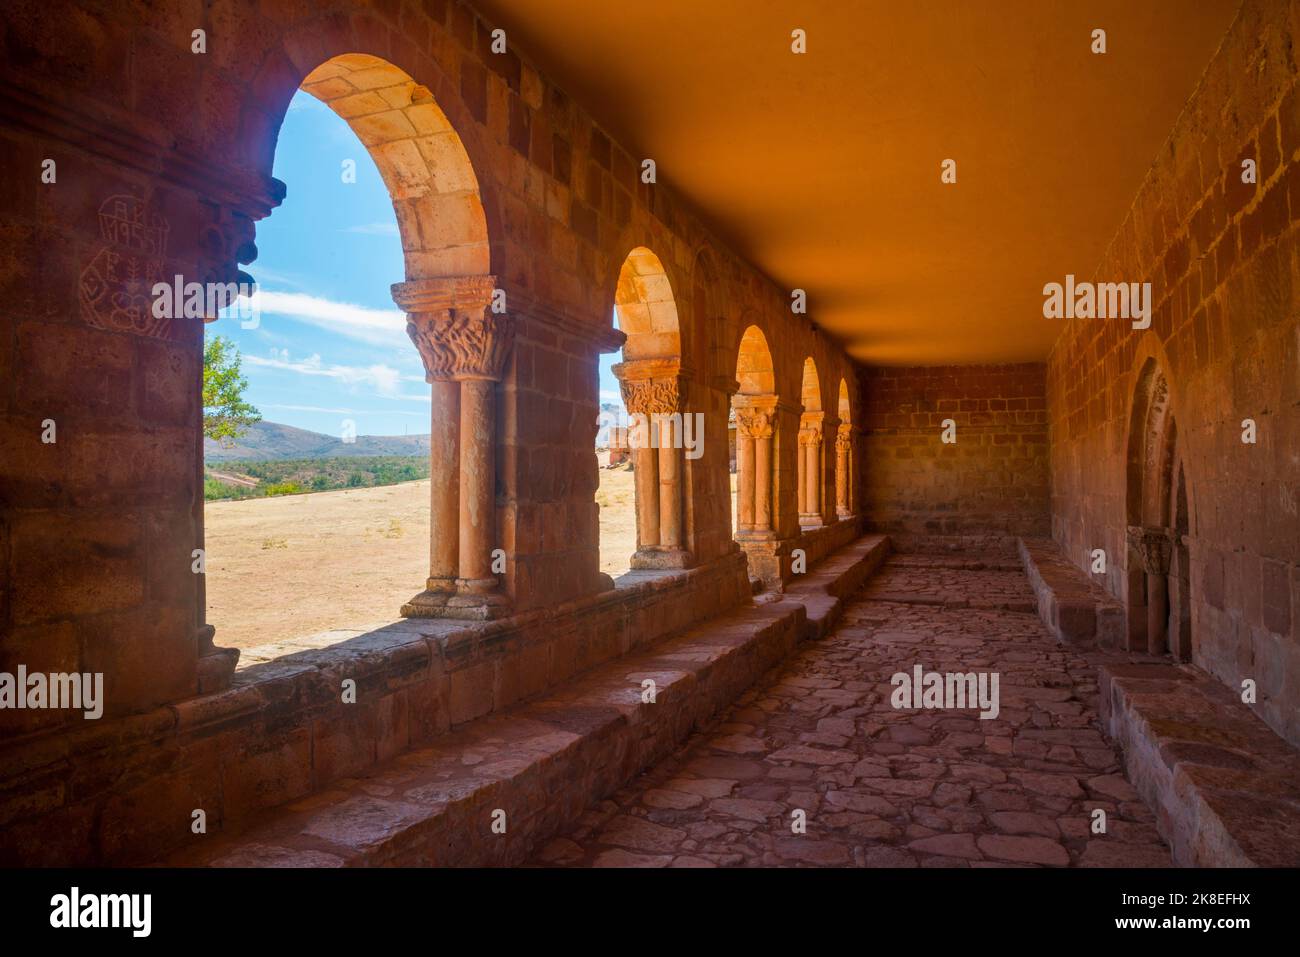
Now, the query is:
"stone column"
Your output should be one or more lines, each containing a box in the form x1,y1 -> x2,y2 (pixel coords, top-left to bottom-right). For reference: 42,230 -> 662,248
614,357 -> 692,569
735,419 -> 756,531
394,275 -> 514,619
835,423 -> 852,519
753,414 -> 774,532
736,407 -> 773,533
1128,525 -> 1174,656
798,415 -> 823,527
633,436 -> 660,548
734,402 -> 775,537
658,417 -> 684,549
456,377 -> 497,592
427,380 -> 460,591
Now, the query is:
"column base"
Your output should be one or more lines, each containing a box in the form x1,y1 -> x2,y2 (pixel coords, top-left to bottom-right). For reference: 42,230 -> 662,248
401,588 -> 512,621
425,576 -> 458,593
799,514 -> 824,529
735,536 -> 789,588
836,508 -> 853,520
630,547 -> 694,570
196,624 -> 239,694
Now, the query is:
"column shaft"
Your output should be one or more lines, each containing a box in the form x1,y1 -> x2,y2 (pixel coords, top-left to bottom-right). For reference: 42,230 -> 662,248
1146,574 -> 1169,656
658,417 -> 683,548
428,380 -> 460,590
835,442 -> 849,515
635,442 -> 660,548
457,378 -> 496,589
737,431 -> 755,529
755,433 -> 773,531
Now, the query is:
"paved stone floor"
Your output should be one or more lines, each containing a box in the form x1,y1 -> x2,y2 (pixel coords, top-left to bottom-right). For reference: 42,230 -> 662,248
530,551 -> 1172,867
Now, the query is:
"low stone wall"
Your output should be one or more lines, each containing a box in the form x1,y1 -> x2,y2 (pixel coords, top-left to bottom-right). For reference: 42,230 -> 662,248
1099,662 -> 1300,867
1018,537 -> 1126,647
162,533 -> 890,867
0,551 -> 749,865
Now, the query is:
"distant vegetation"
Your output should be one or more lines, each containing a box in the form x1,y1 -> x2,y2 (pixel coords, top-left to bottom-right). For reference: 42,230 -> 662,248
204,455 -> 429,501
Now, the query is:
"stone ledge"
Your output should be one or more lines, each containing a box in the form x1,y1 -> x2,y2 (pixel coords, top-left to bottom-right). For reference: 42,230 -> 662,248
1100,662 -> 1300,867
163,602 -> 803,867
1018,537 -> 1125,647
0,552 -> 750,865
159,534 -> 890,867
783,534 -> 890,639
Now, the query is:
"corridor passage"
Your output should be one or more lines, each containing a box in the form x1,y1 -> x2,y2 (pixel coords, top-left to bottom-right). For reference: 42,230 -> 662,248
532,547 -> 1172,867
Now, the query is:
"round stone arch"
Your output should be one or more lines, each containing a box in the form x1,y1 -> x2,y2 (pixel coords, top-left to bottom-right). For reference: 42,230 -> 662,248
610,245 -> 694,568
798,357 -> 826,526
1123,334 -> 1197,660
731,324 -> 779,547
248,48 -> 496,281
835,377 -> 855,518
229,35 -> 517,623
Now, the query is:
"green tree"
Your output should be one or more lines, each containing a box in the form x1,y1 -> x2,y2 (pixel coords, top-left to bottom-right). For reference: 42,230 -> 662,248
203,335 -> 261,441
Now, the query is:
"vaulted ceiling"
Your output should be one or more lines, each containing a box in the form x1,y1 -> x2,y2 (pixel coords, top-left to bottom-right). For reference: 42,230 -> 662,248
474,0 -> 1241,365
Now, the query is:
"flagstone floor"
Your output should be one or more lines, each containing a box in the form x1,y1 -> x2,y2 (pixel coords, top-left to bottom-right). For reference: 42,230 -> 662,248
530,551 -> 1172,867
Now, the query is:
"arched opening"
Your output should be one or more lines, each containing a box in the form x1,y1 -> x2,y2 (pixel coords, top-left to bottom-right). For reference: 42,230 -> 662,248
203,52 -> 501,660
610,247 -> 691,570
732,325 -> 778,579
798,357 -> 825,528
835,378 -> 854,519
1124,356 -> 1190,659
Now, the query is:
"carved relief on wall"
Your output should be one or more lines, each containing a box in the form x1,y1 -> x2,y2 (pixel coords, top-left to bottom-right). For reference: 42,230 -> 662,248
78,195 -> 173,339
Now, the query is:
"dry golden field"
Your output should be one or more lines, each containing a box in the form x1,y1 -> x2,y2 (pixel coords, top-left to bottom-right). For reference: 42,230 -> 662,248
206,467 -> 739,652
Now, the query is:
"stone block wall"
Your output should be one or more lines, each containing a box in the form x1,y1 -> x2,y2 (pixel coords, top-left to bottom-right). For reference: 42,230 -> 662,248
859,363 -> 1050,537
0,0 -> 864,729
1047,0 -> 1300,744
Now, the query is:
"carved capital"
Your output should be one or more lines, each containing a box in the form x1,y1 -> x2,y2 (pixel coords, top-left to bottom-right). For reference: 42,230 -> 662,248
835,423 -> 853,452
612,357 -> 686,415
735,407 -> 774,440
620,378 -> 681,415
394,276 -> 513,381
1127,525 -> 1174,575
798,424 -> 823,447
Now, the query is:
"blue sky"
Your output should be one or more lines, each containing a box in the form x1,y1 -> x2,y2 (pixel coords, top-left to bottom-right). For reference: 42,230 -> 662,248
220,91 -> 622,438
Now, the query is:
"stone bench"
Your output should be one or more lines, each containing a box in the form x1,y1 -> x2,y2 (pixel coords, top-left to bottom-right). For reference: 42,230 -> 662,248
162,534 -> 891,867
1100,662 -> 1300,867
1018,537 -> 1125,647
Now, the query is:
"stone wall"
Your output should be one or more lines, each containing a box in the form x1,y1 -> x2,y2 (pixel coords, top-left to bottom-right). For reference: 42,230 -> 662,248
859,364 -> 1050,538
0,0 -> 864,731
1046,0 -> 1300,744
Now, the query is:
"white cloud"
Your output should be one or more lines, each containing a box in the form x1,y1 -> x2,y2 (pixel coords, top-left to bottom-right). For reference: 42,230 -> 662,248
244,352 -> 422,396
344,222 -> 400,237
249,289 -> 409,348
263,403 -> 356,414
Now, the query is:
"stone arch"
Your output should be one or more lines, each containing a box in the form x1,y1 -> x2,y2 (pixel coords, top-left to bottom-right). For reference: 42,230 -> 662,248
736,324 -> 776,396
242,10 -> 505,277
611,247 -> 691,569
835,378 -> 854,519
731,326 -> 779,580
1124,350 -> 1192,659
243,49 -> 510,623
798,358 -> 825,527
295,54 -> 490,279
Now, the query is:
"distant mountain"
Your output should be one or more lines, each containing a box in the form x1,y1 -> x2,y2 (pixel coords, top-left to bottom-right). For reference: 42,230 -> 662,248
204,421 -> 430,462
